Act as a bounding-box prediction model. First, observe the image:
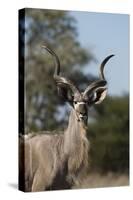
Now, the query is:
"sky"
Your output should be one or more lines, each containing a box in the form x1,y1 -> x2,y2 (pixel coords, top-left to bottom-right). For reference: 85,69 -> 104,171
71,11 -> 129,96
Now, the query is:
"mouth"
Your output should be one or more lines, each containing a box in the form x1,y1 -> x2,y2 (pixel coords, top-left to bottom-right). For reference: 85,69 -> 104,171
79,114 -> 87,122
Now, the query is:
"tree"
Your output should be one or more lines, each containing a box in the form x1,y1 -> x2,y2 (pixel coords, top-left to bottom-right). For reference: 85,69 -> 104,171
88,95 -> 129,173
20,8 -> 95,133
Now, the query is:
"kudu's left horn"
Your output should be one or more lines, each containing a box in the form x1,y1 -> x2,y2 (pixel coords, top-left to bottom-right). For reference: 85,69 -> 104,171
42,45 -> 80,95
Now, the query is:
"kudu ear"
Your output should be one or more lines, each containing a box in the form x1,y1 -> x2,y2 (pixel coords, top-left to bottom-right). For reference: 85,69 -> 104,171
56,83 -> 74,103
84,85 -> 107,105
93,87 -> 107,104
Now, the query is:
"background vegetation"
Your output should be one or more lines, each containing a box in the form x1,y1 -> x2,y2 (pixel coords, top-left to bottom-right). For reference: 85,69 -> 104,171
20,8 -> 129,179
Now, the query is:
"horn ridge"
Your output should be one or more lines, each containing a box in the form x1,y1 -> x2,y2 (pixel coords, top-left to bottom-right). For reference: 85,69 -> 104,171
83,80 -> 107,97
54,76 -> 80,95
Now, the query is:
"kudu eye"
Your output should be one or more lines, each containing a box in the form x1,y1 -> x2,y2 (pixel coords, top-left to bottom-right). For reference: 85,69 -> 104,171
74,101 -> 77,104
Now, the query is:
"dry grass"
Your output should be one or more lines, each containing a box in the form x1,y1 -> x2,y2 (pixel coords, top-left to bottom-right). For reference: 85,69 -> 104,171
73,173 -> 129,189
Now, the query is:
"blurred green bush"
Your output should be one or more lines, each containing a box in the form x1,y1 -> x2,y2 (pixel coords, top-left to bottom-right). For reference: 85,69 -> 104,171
88,95 -> 129,173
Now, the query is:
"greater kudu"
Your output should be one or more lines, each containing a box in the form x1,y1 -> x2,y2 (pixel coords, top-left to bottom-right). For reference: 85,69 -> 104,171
19,46 -> 114,192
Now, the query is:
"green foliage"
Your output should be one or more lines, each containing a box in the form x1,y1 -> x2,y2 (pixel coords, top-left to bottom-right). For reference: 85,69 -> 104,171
88,95 -> 129,173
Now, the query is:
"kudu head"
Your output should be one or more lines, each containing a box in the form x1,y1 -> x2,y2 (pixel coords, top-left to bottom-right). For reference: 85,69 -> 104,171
42,45 -> 114,124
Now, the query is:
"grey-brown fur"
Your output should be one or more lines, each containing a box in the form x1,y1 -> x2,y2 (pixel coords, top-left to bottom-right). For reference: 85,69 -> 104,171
19,109 -> 90,192
19,46 -> 114,192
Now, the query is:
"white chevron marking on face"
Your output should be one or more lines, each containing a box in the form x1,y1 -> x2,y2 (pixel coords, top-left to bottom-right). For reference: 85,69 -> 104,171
77,102 -> 86,105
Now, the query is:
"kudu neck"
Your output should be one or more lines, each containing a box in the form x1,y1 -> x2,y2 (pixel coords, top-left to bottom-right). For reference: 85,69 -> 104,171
64,109 -> 87,155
